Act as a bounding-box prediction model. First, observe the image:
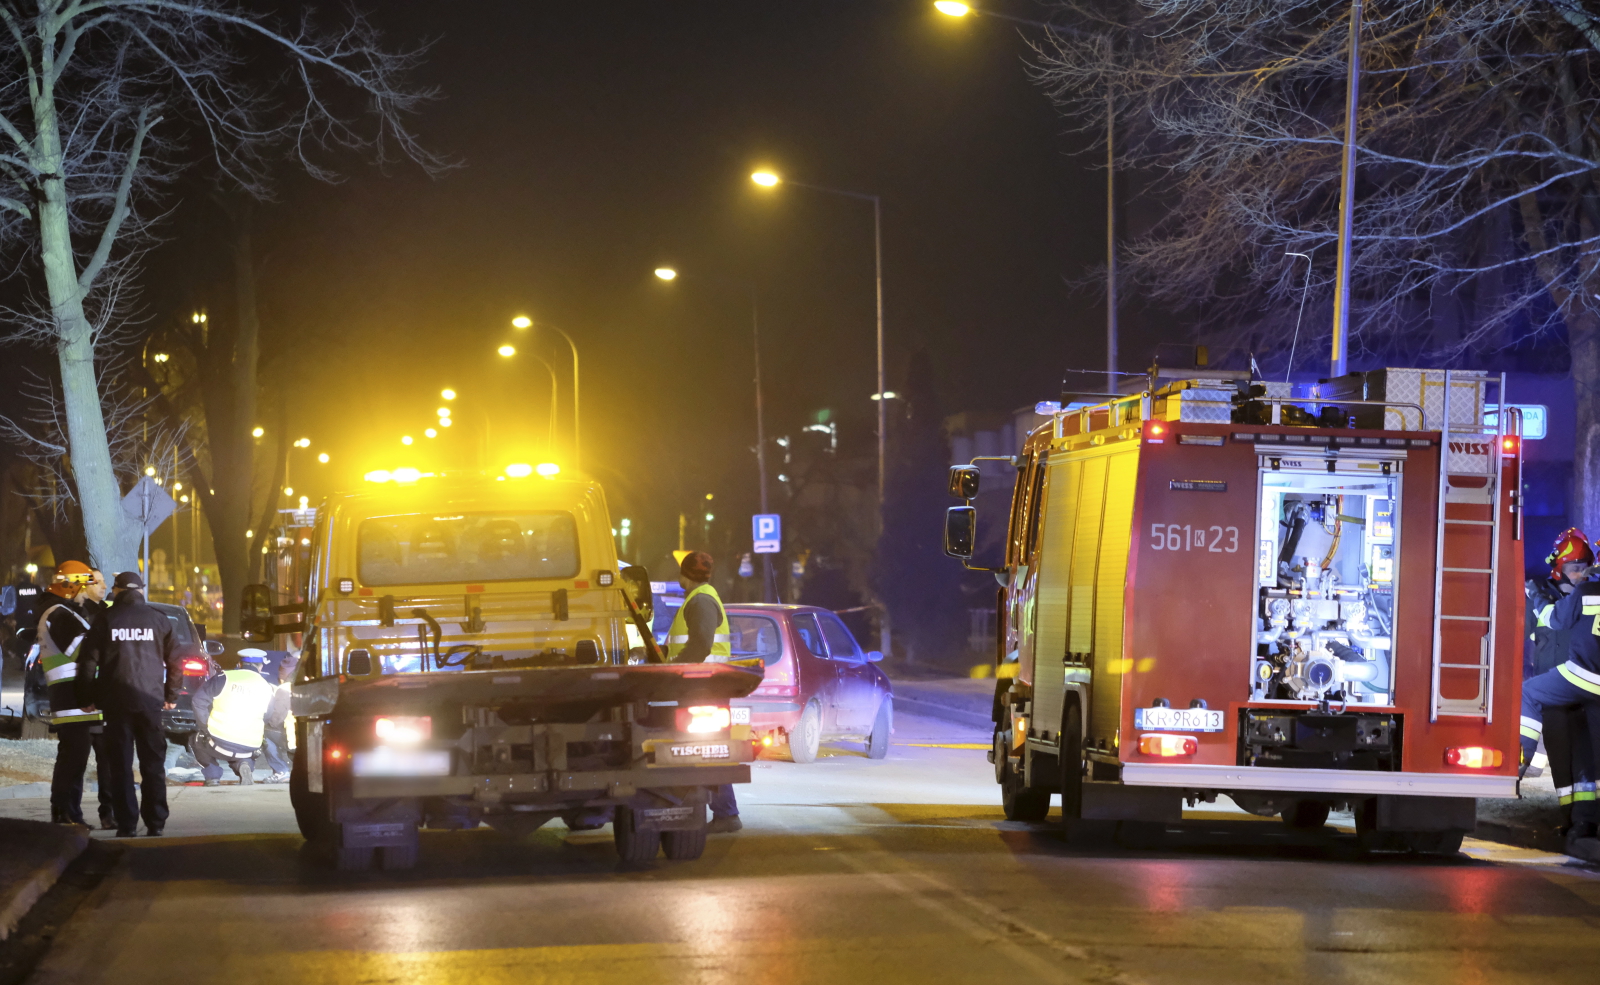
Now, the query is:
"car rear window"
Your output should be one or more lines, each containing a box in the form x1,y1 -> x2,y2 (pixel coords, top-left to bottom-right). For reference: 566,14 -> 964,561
156,609 -> 193,644
729,614 -> 784,667
358,512 -> 580,586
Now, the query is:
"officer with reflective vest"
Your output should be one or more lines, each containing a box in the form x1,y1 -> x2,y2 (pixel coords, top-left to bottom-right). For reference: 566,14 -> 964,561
39,562 -> 114,827
1525,538 -> 1600,862
666,551 -> 740,832
190,651 -> 278,786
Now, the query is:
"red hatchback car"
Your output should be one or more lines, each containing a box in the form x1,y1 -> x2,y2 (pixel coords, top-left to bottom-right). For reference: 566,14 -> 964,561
723,604 -> 893,763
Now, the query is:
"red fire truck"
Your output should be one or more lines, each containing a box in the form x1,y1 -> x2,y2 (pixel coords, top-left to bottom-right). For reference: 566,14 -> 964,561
944,367 -> 1523,852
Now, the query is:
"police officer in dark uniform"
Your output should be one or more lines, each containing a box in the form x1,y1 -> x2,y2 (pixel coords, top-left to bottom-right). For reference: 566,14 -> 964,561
1527,546 -> 1600,862
76,571 -> 182,837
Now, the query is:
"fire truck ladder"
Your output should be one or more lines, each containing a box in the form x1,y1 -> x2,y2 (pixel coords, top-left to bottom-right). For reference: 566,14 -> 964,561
1428,371 -> 1519,723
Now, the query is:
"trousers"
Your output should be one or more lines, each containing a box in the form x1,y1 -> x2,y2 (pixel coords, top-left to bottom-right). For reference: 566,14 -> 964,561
193,732 -> 253,782
262,726 -> 290,774
50,723 -> 114,823
1521,667 -> 1600,822
103,704 -> 170,831
710,784 -> 738,819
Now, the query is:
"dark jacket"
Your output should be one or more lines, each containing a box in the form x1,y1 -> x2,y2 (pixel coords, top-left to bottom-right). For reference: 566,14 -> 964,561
76,590 -> 182,711
1526,577 -> 1574,677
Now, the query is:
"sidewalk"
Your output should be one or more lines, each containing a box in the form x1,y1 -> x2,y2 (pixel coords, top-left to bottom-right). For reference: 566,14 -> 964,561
888,674 -> 1574,855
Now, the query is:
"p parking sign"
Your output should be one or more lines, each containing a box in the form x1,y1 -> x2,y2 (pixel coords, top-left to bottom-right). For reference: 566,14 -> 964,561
753,514 -> 781,554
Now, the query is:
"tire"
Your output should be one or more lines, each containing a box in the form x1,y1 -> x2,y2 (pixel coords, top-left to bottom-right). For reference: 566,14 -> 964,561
613,806 -> 661,863
1000,747 -> 1050,823
1354,800 -> 1406,853
1401,830 -> 1465,855
335,846 -> 375,872
993,727 -> 1009,784
1058,702 -> 1084,821
1282,800 -> 1331,830
380,839 -> 420,870
662,826 -> 708,861
866,697 -> 892,760
289,745 -> 329,841
788,701 -> 822,765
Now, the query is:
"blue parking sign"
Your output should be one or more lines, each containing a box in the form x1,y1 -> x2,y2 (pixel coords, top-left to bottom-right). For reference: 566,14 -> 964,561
753,514 -> 781,554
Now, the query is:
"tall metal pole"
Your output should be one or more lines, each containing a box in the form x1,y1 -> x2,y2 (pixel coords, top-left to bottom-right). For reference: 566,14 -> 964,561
1330,0 -> 1362,379
1105,93 -> 1118,394
752,288 -> 776,603
541,322 -> 581,470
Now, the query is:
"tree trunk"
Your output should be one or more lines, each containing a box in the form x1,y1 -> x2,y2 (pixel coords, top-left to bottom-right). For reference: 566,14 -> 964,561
1571,307 -> 1600,538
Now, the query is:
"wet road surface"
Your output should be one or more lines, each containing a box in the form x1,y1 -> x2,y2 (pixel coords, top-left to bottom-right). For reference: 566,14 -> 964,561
16,711 -> 1600,985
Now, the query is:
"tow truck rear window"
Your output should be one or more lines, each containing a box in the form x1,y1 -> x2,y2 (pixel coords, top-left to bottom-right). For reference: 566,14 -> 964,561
358,512 -> 580,586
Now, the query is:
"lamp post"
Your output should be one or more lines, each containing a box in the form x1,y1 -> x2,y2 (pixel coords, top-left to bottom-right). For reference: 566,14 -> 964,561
749,170 -> 886,509
654,266 -> 777,603
512,315 -> 581,470
1329,0 -> 1362,379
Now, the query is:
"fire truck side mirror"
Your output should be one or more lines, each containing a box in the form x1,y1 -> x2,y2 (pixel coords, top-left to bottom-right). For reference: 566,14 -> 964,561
948,466 -> 981,500
944,506 -> 977,559
239,584 -> 274,642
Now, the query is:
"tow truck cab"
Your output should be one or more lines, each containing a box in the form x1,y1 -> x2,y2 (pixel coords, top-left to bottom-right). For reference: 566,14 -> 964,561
247,471 -> 758,871
947,367 -> 1523,852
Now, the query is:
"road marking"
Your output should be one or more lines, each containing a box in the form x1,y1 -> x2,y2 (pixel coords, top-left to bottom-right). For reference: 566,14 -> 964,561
894,742 -> 990,749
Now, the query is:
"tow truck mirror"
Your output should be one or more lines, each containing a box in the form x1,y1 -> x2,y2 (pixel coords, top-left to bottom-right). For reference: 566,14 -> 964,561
948,465 -> 980,500
620,565 -> 653,623
944,506 -> 976,559
240,584 -> 274,642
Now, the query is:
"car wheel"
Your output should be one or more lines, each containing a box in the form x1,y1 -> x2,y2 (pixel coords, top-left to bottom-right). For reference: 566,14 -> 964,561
661,825 -> 708,861
1058,702 -> 1083,821
788,701 -> 822,764
1282,800 -> 1331,830
999,748 -> 1050,822
866,697 -> 892,760
613,806 -> 661,863
289,744 -> 329,841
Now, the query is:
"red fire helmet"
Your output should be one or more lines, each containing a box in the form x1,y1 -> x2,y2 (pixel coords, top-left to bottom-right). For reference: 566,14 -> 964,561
1546,528 -> 1596,578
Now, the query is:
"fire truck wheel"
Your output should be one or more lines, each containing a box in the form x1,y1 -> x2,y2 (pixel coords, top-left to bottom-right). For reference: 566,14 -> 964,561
788,701 -> 822,764
1058,703 -> 1084,820
1400,830 -> 1464,855
866,698 -> 892,760
1281,800 -> 1331,830
662,826 -> 708,861
613,806 -> 662,862
1000,750 -> 1050,823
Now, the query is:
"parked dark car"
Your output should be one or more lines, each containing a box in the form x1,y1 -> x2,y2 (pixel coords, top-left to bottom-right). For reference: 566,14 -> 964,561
723,604 -> 892,763
22,602 -> 223,743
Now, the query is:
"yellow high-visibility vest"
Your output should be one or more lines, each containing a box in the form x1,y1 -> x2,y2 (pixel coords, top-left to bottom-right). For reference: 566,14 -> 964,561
666,582 -> 732,662
207,669 -> 275,755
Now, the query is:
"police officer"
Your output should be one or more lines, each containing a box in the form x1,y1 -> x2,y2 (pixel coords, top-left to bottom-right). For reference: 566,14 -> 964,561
190,650 -> 278,786
666,551 -> 740,833
77,571 -> 182,837
39,561 -> 114,827
1525,545 -> 1600,862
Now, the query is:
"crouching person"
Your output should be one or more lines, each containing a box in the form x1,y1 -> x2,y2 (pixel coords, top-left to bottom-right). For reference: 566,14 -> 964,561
191,650 -> 276,786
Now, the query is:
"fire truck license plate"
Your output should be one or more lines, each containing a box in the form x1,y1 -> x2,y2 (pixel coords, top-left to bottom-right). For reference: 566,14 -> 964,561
1134,707 -> 1224,732
731,706 -> 751,724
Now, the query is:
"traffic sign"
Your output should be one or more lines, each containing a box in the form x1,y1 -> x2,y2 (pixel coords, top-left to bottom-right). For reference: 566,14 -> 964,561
121,476 -> 176,535
753,514 -> 781,554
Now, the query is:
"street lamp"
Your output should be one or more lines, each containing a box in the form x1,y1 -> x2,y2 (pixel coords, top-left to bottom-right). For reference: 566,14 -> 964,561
441,388 -> 456,401
498,344 -> 516,357
491,341 -> 562,450
511,316 -> 581,470
750,169 -> 887,509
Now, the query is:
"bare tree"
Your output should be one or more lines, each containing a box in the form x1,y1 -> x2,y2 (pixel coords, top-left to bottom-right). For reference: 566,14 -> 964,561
1036,1 -> 1600,527
0,1 -> 446,574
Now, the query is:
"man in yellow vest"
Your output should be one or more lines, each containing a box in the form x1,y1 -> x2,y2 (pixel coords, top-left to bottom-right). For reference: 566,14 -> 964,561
190,650 -> 277,786
666,551 -> 740,832
39,561 -> 113,826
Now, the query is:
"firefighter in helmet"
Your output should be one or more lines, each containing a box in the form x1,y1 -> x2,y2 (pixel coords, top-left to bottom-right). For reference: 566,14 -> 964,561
39,561 -> 115,827
1524,532 -> 1600,862
1527,529 -> 1594,677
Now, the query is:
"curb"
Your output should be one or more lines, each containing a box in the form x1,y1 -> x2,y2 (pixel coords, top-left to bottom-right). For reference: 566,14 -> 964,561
0,820 -> 89,942
892,692 -> 994,731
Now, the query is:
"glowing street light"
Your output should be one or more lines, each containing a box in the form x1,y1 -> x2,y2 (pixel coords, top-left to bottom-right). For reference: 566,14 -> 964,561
750,170 -> 780,187
144,465 -> 156,476
934,1 -> 970,15
251,426 -> 264,438
151,352 -> 169,363
294,437 -> 311,448
283,487 -> 294,497
317,452 -> 329,464
511,315 -> 532,329
498,344 -> 516,357
436,407 -> 450,418
654,267 -> 678,281
425,428 -> 437,438
401,435 -> 414,446
441,388 -> 456,401
440,417 -> 453,428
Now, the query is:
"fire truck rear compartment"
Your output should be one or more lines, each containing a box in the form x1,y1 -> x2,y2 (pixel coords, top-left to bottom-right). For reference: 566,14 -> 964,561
1241,709 -> 1399,770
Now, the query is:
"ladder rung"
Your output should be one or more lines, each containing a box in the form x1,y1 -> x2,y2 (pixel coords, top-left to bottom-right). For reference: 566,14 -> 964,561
1443,519 -> 1493,526
1439,663 -> 1490,670
1438,614 -> 1491,621
1442,567 -> 1493,574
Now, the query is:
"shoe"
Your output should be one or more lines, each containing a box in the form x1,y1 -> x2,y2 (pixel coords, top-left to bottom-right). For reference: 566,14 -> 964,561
203,779 -> 219,787
266,771 -> 290,784
99,814 -> 117,831
238,767 -> 254,786
707,816 -> 743,834
145,826 -> 163,837
114,828 -> 137,838
1566,830 -> 1600,864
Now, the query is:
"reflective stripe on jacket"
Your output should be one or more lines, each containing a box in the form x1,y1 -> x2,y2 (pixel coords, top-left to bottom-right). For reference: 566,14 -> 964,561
38,603 -> 101,725
204,669 -> 276,755
666,582 -> 732,662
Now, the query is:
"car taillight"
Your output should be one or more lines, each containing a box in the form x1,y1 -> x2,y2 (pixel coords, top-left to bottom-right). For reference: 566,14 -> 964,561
1138,733 -> 1198,757
752,683 -> 798,697
326,746 -> 346,763
374,716 -> 431,745
182,659 -> 206,674
1445,746 -> 1502,768
676,705 -> 731,733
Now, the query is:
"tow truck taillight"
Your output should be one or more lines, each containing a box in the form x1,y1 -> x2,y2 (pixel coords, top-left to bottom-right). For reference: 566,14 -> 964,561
1138,733 -> 1198,757
677,705 -> 731,733
182,659 -> 206,674
374,716 -> 432,745
1445,746 -> 1502,769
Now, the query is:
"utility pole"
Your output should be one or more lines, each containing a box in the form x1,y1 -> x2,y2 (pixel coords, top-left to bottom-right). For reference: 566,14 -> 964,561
751,289 -> 777,603
1106,90 -> 1118,394
1329,0 -> 1363,379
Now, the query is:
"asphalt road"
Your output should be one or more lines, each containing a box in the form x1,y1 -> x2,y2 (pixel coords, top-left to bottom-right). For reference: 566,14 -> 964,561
12,711 -> 1600,985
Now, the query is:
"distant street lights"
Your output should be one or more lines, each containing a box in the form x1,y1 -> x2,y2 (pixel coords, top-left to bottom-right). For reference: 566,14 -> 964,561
749,169 -> 887,508
511,315 -> 582,470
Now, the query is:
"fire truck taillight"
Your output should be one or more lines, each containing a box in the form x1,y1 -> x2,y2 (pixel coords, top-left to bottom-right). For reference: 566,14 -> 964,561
679,705 -> 731,733
1147,424 -> 1165,439
1501,437 -> 1519,454
1138,734 -> 1198,757
1445,746 -> 1503,769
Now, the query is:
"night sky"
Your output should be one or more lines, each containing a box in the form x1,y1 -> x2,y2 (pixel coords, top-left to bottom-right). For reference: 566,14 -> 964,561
10,1 -> 1128,570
